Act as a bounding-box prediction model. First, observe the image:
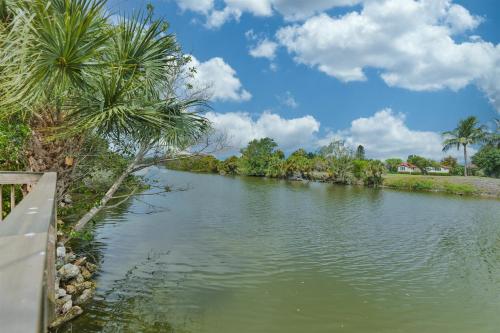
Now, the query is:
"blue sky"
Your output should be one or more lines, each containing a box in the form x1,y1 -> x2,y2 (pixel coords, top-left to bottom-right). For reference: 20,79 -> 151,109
106,0 -> 499,159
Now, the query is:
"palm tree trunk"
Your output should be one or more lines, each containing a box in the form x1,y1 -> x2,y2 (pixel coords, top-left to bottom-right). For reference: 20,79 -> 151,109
463,144 -> 468,177
72,144 -> 148,232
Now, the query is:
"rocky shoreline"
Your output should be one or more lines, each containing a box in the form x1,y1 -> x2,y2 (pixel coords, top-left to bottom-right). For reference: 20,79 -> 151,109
50,239 -> 98,329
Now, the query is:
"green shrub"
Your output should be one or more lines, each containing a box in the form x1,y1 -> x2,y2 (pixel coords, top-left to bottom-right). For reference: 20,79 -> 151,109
442,182 -> 476,195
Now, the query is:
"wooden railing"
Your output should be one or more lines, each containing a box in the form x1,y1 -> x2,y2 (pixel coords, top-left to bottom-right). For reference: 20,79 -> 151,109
0,172 -> 57,333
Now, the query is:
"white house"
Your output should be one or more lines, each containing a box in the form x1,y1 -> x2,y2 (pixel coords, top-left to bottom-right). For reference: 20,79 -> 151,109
425,166 -> 450,174
397,162 -> 418,173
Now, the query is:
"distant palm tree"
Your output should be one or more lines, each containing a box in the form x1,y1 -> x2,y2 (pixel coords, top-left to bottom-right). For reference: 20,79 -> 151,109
442,116 -> 486,176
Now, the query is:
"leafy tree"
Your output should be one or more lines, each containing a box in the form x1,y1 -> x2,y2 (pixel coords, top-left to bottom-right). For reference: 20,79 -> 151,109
319,140 -> 354,184
1,1 -> 211,231
385,158 -> 403,173
442,116 -> 486,176
362,160 -> 386,186
266,153 -> 286,178
166,155 -> 219,173
441,156 -> 458,169
238,138 -> 279,176
286,149 -> 312,177
472,145 -> 500,178
311,155 -> 329,172
331,155 -> 354,184
318,140 -> 353,159
219,156 -> 239,175
407,155 -> 431,174
355,145 -> 365,160
352,159 -> 368,179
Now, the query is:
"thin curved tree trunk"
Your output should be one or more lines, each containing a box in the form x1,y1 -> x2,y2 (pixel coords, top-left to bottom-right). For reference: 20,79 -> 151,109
73,144 -> 148,232
463,144 -> 468,177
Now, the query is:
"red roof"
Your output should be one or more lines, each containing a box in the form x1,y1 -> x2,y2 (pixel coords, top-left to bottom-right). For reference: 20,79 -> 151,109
400,162 -> 417,168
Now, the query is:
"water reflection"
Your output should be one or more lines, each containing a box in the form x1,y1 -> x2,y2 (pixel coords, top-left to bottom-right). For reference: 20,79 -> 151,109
61,169 -> 500,333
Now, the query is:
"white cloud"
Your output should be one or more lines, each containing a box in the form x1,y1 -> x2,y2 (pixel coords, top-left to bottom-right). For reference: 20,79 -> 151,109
187,56 -> 251,102
444,3 -> 482,34
272,0 -> 361,21
322,109 -> 466,160
176,0 -> 214,13
249,38 -> 278,59
206,111 -> 320,151
225,0 -> 273,17
206,7 -> 242,28
276,0 -> 500,111
175,0 -> 361,27
277,91 -> 298,108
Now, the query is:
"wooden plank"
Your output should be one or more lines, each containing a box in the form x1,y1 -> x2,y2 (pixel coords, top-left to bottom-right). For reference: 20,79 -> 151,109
10,185 -> 16,210
0,172 -> 42,185
0,172 -> 57,333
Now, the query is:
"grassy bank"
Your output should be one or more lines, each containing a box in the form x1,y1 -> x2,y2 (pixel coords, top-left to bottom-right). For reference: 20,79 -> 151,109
383,174 -> 500,198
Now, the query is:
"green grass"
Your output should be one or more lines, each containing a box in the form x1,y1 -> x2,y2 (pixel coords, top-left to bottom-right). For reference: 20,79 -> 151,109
383,174 -> 478,196
442,182 -> 476,195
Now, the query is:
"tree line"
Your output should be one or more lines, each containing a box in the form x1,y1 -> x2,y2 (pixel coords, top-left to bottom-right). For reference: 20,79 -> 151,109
167,115 -> 500,182
168,139 -> 386,186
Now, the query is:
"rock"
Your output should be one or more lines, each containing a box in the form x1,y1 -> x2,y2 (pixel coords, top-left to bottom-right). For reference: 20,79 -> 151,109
59,264 -> 80,281
64,253 -> 76,263
55,295 -> 72,312
82,281 -> 94,289
56,258 -> 65,270
65,284 -> 77,295
66,281 -> 90,294
49,306 -> 83,329
61,299 -> 72,314
74,288 -> 95,305
56,288 -> 67,299
85,262 -> 97,273
56,246 -> 66,259
81,267 -> 92,280
74,257 -> 87,267
62,194 -> 73,204
76,273 -> 84,283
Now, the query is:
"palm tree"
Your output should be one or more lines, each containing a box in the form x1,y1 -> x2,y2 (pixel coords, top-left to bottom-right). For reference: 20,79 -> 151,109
442,116 -> 486,176
0,0 -> 211,230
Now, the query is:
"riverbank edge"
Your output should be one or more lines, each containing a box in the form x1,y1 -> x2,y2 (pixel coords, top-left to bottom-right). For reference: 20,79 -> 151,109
50,174 -> 148,329
169,168 -> 500,199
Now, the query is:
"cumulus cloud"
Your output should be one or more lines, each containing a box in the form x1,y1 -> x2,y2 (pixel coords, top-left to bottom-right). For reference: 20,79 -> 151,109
321,109 -> 466,160
176,0 -> 361,27
186,56 -> 251,102
276,0 -> 500,111
249,38 -> 279,59
206,111 -> 320,152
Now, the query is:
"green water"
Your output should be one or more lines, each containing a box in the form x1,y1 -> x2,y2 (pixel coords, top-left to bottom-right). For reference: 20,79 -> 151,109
61,168 -> 500,333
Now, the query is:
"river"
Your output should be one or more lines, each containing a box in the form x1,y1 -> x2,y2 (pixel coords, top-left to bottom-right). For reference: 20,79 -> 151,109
60,168 -> 500,333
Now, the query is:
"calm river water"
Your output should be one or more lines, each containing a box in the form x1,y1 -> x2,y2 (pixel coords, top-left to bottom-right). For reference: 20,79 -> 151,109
61,168 -> 500,333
